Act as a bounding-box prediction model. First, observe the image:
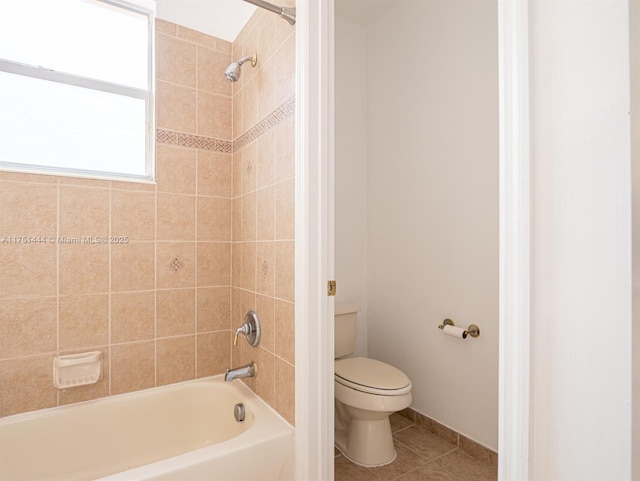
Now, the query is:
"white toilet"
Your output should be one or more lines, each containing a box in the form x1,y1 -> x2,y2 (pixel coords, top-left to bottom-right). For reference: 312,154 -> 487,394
334,303 -> 412,467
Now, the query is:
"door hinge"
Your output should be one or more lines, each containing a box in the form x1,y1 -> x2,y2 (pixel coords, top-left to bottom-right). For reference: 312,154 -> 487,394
327,280 -> 337,296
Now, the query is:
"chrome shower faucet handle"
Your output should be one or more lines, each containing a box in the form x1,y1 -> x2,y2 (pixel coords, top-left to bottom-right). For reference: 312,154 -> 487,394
233,310 -> 261,347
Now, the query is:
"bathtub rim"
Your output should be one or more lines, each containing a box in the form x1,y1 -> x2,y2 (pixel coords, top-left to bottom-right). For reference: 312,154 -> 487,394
0,374 -> 294,481
0,374 -> 293,429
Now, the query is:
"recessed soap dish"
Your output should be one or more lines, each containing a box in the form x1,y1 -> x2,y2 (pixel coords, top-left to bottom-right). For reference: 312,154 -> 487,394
53,351 -> 103,389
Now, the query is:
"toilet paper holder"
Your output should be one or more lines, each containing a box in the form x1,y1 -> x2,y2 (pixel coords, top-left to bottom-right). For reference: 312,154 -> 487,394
437,319 -> 480,338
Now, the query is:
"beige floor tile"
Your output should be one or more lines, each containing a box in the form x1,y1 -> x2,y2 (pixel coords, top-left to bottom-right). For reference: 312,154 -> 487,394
435,450 -> 497,481
335,424 -> 498,481
413,414 -> 459,446
334,454 -> 381,481
393,425 -> 457,462
368,440 -> 428,481
459,436 -> 498,468
395,463 -> 461,481
390,412 -> 415,433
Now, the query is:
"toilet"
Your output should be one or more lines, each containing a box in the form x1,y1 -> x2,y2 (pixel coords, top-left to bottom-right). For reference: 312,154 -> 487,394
334,303 -> 412,467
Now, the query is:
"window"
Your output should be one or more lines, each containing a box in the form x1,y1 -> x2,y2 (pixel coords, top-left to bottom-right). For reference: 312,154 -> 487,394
0,0 -> 155,181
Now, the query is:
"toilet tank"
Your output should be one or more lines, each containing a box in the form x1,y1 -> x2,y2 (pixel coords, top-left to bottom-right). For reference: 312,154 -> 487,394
335,303 -> 360,358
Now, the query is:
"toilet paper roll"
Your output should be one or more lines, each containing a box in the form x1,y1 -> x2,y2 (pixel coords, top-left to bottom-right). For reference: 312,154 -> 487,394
443,324 -> 468,339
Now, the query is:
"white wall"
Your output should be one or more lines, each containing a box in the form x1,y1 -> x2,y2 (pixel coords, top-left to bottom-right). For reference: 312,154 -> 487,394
364,0 -> 499,450
335,16 -> 369,357
530,0 -> 632,478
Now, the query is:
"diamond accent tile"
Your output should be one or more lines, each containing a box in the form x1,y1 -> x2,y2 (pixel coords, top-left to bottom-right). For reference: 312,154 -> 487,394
261,260 -> 269,275
169,257 -> 184,273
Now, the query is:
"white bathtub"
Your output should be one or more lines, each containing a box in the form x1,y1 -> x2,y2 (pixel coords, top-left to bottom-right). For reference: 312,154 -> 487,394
0,376 -> 294,481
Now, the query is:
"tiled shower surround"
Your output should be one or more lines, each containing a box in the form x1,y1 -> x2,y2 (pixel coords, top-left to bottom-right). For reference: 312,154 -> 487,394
0,11 -> 296,425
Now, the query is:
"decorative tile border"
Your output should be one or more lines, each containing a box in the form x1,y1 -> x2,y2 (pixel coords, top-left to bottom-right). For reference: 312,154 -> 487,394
233,96 -> 296,151
155,96 -> 295,154
156,130 -> 232,153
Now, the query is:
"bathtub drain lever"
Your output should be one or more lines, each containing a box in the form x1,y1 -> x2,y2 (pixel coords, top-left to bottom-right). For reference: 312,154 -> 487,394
234,403 -> 246,422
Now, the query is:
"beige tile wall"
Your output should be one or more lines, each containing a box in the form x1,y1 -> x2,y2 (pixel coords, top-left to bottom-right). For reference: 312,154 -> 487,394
0,13 -> 297,424
0,20 -> 236,417
230,6 -> 296,426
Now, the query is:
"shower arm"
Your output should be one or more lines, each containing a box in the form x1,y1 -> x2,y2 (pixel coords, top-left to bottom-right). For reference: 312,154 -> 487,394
238,54 -> 257,67
242,0 -> 296,25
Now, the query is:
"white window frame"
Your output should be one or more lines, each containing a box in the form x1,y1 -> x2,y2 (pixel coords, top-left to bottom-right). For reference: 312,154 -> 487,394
0,0 -> 156,183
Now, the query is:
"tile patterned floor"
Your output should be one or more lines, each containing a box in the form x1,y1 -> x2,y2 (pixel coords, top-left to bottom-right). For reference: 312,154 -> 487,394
335,414 -> 498,481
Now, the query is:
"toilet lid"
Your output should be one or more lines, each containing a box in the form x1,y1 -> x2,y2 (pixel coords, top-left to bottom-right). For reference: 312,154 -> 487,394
334,357 -> 411,395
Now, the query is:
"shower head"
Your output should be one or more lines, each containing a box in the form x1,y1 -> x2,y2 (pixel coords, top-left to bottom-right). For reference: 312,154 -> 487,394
225,54 -> 257,82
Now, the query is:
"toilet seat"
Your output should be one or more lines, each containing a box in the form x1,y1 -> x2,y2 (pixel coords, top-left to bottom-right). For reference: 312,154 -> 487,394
335,357 -> 412,396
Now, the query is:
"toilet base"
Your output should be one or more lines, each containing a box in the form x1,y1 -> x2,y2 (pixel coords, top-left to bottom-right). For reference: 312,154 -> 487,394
335,434 -> 397,467
335,437 -> 397,468
335,403 -> 397,467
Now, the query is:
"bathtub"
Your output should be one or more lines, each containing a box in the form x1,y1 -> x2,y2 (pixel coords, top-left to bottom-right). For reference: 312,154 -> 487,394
0,376 -> 294,481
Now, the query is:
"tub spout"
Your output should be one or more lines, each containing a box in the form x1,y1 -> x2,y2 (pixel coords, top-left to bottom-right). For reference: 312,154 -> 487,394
225,362 -> 257,382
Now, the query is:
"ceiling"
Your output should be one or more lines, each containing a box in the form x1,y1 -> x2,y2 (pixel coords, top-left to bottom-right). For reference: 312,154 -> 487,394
155,0 -> 400,43
156,0 -> 256,42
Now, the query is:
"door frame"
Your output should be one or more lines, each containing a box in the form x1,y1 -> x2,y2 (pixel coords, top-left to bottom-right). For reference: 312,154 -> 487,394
295,0 -> 532,479
496,0 -> 531,479
295,0 -> 336,480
